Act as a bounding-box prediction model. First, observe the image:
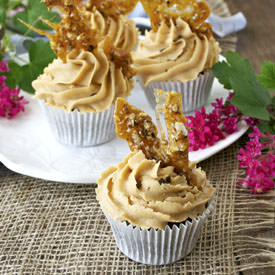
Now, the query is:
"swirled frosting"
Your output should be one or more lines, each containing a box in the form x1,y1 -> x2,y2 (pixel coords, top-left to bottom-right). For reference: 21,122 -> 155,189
88,8 -> 138,52
32,47 -> 133,112
132,18 -> 221,86
96,151 -> 215,229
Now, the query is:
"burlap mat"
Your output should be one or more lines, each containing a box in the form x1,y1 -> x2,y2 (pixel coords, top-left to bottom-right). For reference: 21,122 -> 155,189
1,1 -> 275,274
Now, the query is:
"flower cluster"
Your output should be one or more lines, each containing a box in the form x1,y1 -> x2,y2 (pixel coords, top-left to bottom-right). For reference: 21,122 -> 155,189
186,93 -> 242,151
0,61 -> 28,118
237,126 -> 275,193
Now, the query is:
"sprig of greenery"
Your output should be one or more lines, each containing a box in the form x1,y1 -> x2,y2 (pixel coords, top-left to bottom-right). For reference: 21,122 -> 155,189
212,51 -> 275,134
0,1 -> 60,93
2,39 -> 56,93
13,0 -> 60,36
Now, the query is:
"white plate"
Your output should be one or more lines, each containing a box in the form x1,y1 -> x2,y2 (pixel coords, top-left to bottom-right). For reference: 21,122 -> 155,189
0,78 -> 248,183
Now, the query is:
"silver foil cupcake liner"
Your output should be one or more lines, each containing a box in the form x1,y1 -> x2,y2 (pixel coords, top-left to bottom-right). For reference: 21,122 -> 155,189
138,71 -> 214,113
103,195 -> 215,265
39,101 -> 115,147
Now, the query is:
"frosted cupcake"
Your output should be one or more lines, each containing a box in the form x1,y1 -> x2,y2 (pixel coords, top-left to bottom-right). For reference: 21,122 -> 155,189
132,0 -> 221,113
96,90 -> 215,264
29,1 -> 136,146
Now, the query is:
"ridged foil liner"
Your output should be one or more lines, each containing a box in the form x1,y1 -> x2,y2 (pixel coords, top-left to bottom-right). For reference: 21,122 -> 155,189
39,101 -> 115,147
138,72 -> 214,113
103,195 -> 215,265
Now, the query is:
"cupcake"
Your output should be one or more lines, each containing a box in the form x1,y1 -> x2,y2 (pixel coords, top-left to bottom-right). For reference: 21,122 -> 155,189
132,0 -> 221,113
96,90 -> 215,265
30,1 -> 136,147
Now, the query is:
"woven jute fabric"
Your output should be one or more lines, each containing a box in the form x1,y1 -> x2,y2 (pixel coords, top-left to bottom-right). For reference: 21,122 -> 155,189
1,1 -> 275,274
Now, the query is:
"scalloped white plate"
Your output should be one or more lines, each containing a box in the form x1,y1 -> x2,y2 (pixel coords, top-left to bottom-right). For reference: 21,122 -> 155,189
0,76 -> 248,183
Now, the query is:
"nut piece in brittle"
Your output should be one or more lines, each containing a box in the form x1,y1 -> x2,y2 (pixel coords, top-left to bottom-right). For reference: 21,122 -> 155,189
114,98 -> 163,162
20,1 -> 100,62
114,90 -> 191,175
86,0 -> 139,17
155,90 -> 190,174
140,0 -> 213,38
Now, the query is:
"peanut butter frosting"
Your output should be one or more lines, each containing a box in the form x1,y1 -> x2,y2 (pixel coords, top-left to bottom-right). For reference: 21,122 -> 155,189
32,45 -> 133,113
132,17 -> 221,86
96,150 -> 215,230
88,8 -> 138,52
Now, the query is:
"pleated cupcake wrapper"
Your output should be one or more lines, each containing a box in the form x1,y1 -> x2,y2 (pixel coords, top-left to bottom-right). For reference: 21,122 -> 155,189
104,195 -> 215,265
138,72 -> 214,113
39,101 -> 115,147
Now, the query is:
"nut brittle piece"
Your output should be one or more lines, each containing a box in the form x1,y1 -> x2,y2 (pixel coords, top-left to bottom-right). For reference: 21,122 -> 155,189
114,98 -> 163,162
114,90 -> 191,176
21,1 -> 100,62
155,90 -> 189,174
140,0 -> 212,38
86,0 -> 139,17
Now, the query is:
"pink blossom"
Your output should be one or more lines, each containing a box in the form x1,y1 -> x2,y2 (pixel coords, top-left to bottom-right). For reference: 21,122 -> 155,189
0,62 -> 28,118
0,61 -> 9,73
186,97 -> 240,151
237,126 -> 275,194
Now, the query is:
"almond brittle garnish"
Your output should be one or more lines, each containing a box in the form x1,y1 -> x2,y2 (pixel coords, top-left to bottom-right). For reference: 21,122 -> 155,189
140,0 -> 213,38
114,90 -> 191,176
114,97 -> 164,162
20,0 -> 100,62
102,38 -> 136,79
155,90 -> 189,174
19,1 -> 136,78
86,0 -> 139,17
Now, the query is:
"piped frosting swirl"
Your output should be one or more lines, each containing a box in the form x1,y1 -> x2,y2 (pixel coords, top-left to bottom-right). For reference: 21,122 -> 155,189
89,8 -> 138,52
32,45 -> 133,113
96,150 -> 215,229
132,17 -> 221,86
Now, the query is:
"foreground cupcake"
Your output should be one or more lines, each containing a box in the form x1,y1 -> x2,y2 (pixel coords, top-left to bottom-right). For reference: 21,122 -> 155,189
132,0 -> 221,113
29,0 -> 137,146
96,90 -> 215,265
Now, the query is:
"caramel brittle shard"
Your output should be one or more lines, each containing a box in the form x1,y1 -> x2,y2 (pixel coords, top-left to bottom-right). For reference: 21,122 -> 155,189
114,98 -> 163,162
140,0 -> 213,38
20,1 -> 136,78
155,90 -> 189,173
21,1 -> 100,62
86,0 -> 139,17
114,90 -> 190,175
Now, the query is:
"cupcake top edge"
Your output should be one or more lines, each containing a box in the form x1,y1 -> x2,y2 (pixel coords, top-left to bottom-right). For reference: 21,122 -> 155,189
32,43 -> 133,112
132,17 -> 221,85
29,1 -> 138,112
96,150 -> 215,230
96,90 -> 215,230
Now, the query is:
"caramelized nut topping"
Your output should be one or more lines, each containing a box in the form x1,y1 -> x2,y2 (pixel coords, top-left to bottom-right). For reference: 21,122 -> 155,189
140,0 -> 213,38
86,0 -> 139,17
21,0 -> 137,77
136,180 -> 142,189
114,97 -> 163,162
114,90 -> 191,176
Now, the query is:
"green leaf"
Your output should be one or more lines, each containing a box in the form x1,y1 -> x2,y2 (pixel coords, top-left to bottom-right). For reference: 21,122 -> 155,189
211,61 -> 233,89
0,0 -> 9,27
18,39 -> 56,93
13,0 -> 60,36
212,51 -> 272,121
258,61 -> 275,90
0,39 -> 56,93
257,119 -> 275,135
230,76 -> 270,120
4,60 -> 23,88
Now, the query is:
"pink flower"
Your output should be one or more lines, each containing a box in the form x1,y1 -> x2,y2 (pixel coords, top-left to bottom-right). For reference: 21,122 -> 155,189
0,61 -> 9,73
186,97 -> 240,151
237,126 -> 275,194
0,63 -> 28,118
